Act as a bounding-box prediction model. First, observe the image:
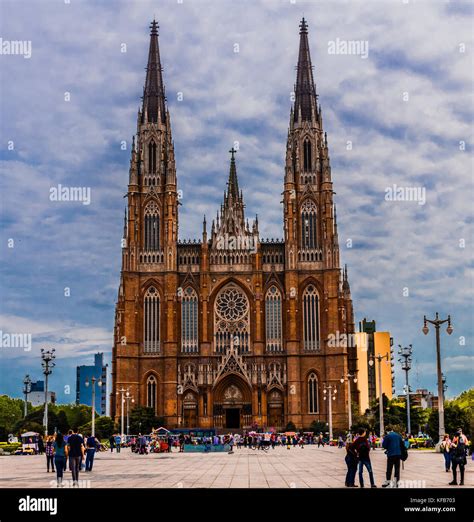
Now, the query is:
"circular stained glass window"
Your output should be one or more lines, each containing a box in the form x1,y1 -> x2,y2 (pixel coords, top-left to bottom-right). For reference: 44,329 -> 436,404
215,285 -> 249,322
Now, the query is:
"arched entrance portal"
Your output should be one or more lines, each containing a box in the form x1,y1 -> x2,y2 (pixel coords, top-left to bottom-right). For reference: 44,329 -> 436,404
213,376 -> 252,429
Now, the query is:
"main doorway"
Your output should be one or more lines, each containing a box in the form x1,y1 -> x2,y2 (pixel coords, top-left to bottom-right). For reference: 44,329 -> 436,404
225,408 -> 240,429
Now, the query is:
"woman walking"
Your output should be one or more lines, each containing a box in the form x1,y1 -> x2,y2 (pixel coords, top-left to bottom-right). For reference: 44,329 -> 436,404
449,434 -> 467,486
53,433 -> 68,487
45,436 -> 55,473
440,434 -> 452,472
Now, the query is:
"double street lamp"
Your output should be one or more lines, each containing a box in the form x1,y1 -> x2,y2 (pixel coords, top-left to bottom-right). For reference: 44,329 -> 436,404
116,387 -> 128,442
398,344 -> 413,435
22,375 -> 32,418
323,383 -> 337,440
340,373 -> 357,437
124,392 -> 135,436
368,353 -> 389,437
85,377 -> 103,437
422,313 -> 453,444
41,349 -> 56,436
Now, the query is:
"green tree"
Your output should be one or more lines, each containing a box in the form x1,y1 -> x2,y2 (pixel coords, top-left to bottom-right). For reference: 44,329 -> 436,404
0,395 -> 24,437
284,421 -> 297,432
12,406 -> 59,436
308,421 -> 327,434
78,416 -> 116,439
426,404 -> 471,439
56,410 -> 69,434
129,406 -> 164,434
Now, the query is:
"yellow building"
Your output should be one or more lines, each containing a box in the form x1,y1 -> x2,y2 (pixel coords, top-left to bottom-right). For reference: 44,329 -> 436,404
355,320 -> 394,414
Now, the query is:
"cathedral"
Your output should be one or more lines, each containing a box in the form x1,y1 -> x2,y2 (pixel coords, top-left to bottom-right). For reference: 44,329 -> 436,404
111,18 -> 357,431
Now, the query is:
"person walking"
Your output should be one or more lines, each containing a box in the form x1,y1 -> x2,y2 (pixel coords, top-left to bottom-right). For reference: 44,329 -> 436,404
114,433 -> 122,453
53,433 -> 68,487
228,434 -> 234,454
382,425 -> 403,488
45,436 -> 55,473
67,428 -> 85,487
38,435 -> 45,455
344,440 -> 359,487
317,433 -> 324,448
179,433 -> 185,453
85,433 -> 97,472
449,434 -> 467,486
109,434 -> 115,453
440,434 -> 452,473
353,428 -> 377,488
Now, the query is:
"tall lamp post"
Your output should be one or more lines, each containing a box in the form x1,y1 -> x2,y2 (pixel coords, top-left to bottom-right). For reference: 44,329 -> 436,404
423,313 -> 453,443
125,392 -> 135,436
85,377 -> 103,437
441,373 -> 448,402
340,373 -> 357,438
398,344 -> 413,435
41,349 -> 56,436
116,387 -> 127,442
323,383 -> 337,440
22,375 -> 32,418
369,353 -> 389,437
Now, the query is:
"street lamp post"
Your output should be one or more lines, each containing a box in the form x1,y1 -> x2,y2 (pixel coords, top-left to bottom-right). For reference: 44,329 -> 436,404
323,384 -> 337,440
423,313 -> 453,444
41,349 -> 56,436
369,353 -> 389,437
340,373 -> 357,439
85,377 -> 103,437
116,387 -> 127,442
398,344 -> 413,435
441,373 -> 447,403
22,375 -> 32,418
125,392 -> 134,436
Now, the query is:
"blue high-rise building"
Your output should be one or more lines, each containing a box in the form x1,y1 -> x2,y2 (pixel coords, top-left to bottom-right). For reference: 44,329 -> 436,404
76,353 -> 107,415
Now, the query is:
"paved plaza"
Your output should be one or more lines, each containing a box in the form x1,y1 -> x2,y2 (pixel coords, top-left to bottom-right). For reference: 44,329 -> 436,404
1,446 -> 472,489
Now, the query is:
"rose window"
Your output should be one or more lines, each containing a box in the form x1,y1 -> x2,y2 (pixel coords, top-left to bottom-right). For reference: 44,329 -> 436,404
215,286 -> 248,321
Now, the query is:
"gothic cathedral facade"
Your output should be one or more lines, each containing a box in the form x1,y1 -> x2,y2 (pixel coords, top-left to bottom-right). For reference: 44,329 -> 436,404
111,19 -> 357,431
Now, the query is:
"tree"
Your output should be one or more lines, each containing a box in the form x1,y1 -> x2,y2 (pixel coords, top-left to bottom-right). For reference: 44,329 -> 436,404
56,410 -> 69,434
13,406 -> 59,436
0,395 -> 24,437
308,421 -> 327,434
284,421 -> 296,432
129,406 -> 163,434
426,404 -> 471,439
78,417 -> 116,439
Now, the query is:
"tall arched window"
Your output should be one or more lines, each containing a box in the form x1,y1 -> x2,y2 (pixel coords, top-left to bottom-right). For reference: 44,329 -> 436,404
148,140 -> 157,173
308,372 -> 319,413
144,287 -> 160,352
302,285 -> 320,351
265,286 -> 283,352
301,200 -> 317,249
303,139 -> 312,172
147,375 -> 157,410
181,287 -> 199,353
144,201 -> 160,251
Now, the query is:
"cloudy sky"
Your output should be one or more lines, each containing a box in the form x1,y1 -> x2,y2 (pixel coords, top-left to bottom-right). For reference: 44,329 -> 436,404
0,0 -> 472,409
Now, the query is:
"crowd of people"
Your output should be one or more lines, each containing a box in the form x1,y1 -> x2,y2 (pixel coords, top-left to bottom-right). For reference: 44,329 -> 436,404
344,425 -> 470,488
33,424 -> 470,488
38,428 -> 101,487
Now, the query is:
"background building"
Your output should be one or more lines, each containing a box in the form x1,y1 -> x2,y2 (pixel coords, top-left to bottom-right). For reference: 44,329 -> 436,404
356,319 -> 394,413
397,388 -> 439,410
111,19 -> 358,431
28,380 -> 56,407
76,353 -> 107,415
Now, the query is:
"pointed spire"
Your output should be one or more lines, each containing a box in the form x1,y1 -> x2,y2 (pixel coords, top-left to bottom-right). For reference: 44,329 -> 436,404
142,19 -> 166,124
294,18 -> 317,123
227,147 -> 239,200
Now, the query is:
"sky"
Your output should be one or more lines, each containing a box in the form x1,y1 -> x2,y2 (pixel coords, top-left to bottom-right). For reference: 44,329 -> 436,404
0,0 -> 472,411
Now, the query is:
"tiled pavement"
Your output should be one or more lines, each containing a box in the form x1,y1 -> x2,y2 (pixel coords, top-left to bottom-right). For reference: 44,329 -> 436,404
1,445 -> 472,489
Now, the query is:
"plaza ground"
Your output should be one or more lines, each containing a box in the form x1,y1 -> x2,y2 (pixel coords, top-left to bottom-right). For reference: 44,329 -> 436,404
1,445 -> 472,489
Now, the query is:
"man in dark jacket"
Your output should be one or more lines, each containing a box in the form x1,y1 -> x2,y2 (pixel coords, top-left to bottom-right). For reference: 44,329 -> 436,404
353,428 -> 377,487
382,425 -> 403,487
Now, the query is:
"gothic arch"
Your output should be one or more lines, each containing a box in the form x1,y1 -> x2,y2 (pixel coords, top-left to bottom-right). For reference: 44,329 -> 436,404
306,370 -> 320,414
213,373 -> 252,403
300,283 -> 321,351
141,371 -> 160,414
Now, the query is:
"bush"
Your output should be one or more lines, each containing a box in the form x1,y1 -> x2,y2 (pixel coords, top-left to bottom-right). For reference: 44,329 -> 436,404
308,421 -> 327,434
284,421 -> 297,432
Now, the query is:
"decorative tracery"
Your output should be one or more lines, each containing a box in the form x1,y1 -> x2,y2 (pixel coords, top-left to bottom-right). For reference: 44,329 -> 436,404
214,284 -> 250,353
265,286 -> 283,352
301,199 -> 318,249
181,287 -> 198,353
302,285 -> 320,351
144,201 -> 160,251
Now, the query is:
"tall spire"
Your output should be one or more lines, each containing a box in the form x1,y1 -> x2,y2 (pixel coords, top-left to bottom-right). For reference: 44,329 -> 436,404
142,19 -> 166,124
226,147 -> 240,201
294,17 -> 317,123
